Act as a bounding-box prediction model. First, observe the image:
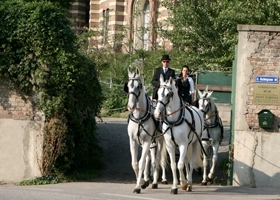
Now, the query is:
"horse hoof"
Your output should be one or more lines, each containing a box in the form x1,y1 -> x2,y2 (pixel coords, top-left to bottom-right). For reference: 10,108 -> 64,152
133,188 -> 141,193
186,186 -> 192,192
162,180 -> 168,185
170,188 -> 178,194
181,184 -> 188,190
152,183 -> 158,189
141,180 -> 149,189
207,177 -> 213,184
201,182 -> 207,186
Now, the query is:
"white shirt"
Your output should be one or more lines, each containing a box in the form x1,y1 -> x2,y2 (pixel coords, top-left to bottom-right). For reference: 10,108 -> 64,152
187,77 -> 195,94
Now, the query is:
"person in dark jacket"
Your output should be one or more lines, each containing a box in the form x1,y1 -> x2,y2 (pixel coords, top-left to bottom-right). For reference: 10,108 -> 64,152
176,65 -> 195,105
151,54 -> 176,100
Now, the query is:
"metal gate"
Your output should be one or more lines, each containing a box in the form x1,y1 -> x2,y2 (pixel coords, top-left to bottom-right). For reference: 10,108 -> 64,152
195,71 -> 232,103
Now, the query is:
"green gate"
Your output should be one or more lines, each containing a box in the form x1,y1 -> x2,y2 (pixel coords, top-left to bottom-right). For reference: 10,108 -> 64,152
195,71 -> 232,103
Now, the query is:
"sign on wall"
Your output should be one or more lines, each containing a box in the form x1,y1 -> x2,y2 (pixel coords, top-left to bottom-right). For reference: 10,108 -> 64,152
255,75 -> 278,84
253,84 -> 280,105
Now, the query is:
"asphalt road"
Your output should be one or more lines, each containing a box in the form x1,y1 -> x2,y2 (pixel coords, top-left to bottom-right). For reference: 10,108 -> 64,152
0,182 -> 279,200
93,117 -> 231,185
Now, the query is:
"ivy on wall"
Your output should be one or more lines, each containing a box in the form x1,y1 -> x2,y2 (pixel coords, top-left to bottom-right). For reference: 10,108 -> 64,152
0,1 -> 104,175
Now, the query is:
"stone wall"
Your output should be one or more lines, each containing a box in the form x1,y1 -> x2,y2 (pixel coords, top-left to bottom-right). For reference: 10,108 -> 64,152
245,30 -> 280,130
233,25 -> 280,187
0,80 -> 44,183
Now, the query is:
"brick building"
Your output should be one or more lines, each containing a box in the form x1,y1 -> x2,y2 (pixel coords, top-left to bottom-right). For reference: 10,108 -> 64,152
69,0 -> 173,51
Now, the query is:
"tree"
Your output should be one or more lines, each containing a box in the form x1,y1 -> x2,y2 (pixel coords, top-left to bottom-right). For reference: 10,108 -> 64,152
22,0 -> 75,9
0,0 -> 104,176
162,0 -> 280,72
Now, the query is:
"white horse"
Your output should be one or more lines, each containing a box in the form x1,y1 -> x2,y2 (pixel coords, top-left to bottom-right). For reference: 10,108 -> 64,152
127,69 -> 168,193
197,86 -> 224,185
154,75 -> 204,194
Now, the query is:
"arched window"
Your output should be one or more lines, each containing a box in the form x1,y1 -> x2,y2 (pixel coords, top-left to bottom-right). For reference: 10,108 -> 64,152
143,1 -> 149,50
103,9 -> 109,44
133,0 -> 150,50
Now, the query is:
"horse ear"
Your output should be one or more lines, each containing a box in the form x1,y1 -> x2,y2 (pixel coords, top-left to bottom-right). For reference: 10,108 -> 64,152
160,74 -> 164,84
168,76 -> 173,84
205,85 -> 209,92
197,89 -> 203,98
128,67 -> 135,78
136,67 -> 140,76
208,90 -> 213,97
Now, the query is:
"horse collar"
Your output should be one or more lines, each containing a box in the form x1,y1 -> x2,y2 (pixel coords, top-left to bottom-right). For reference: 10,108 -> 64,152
129,94 -> 151,123
163,99 -> 185,126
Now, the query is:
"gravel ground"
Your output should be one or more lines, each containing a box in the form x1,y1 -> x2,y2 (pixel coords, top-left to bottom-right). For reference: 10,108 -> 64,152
93,117 -> 231,185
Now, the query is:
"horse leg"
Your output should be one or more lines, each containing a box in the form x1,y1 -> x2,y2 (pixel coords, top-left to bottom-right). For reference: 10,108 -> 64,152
201,141 -> 208,185
129,140 -> 140,192
207,142 -> 219,183
150,145 -> 160,189
158,137 -> 168,184
134,142 -> 151,193
186,140 -> 201,192
143,151 -> 151,188
165,141 -> 178,194
177,145 -> 188,191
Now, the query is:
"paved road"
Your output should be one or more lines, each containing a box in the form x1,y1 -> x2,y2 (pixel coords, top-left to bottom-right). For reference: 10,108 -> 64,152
93,117 -> 230,185
0,118 -> 279,199
0,182 -> 279,200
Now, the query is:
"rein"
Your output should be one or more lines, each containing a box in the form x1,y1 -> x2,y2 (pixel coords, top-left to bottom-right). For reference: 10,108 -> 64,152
135,107 -> 153,115
204,110 -> 218,121
159,105 -> 185,118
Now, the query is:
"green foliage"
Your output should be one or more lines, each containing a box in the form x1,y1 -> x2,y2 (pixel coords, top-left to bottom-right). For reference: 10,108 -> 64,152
18,175 -> 68,185
102,86 -> 127,115
162,0 -> 280,72
21,0 -> 75,9
0,0 -> 104,176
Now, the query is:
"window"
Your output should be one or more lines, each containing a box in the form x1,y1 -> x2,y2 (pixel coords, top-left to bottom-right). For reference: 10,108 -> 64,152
133,0 -> 150,50
143,1 -> 149,50
103,9 -> 109,44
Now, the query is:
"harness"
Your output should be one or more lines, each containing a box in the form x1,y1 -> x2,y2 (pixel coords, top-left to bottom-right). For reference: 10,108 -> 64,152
199,95 -> 224,142
159,95 -> 207,156
128,94 -> 161,146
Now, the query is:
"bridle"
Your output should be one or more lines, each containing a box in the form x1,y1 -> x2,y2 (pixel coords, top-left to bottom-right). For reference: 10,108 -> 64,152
199,94 -> 220,128
199,93 -> 212,117
157,85 -> 173,108
128,76 -> 143,103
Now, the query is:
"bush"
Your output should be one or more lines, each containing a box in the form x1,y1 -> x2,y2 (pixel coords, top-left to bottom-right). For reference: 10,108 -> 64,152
0,0 -> 104,176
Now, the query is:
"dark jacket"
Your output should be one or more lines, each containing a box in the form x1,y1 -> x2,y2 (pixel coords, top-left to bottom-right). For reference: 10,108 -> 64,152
176,78 -> 191,104
151,67 -> 176,99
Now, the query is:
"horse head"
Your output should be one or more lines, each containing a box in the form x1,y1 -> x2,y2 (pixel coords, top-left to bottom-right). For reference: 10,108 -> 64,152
154,75 -> 176,119
127,68 -> 144,112
197,86 -> 215,117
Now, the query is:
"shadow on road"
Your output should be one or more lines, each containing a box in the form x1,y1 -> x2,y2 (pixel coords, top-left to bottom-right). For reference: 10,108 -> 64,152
93,118 -> 230,186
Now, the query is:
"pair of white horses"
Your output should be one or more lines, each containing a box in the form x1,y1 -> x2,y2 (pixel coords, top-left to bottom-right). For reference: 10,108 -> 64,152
126,69 -> 223,194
